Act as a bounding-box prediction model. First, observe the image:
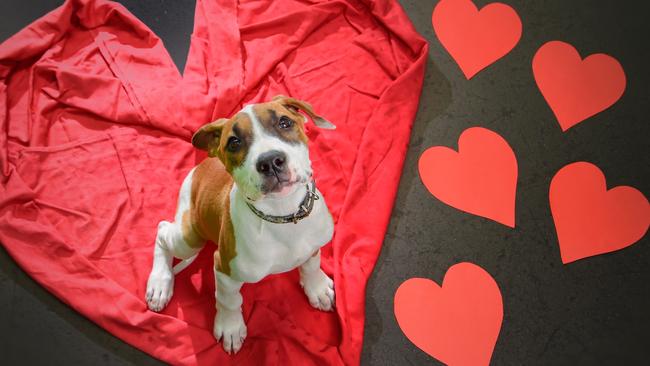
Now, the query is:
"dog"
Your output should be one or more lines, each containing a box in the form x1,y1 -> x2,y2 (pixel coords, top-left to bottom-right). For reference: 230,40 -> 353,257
145,95 -> 336,354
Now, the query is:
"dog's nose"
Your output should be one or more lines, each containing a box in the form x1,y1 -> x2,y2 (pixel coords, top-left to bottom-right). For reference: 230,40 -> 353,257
256,150 -> 287,176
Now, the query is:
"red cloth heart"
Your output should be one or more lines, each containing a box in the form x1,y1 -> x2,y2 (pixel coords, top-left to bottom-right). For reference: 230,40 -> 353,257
418,127 -> 517,227
0,0 -> 427,364
550,162 -> 650,264
394,262 -> 503,366
432,0 -> 522,79
533,41 -> 626,131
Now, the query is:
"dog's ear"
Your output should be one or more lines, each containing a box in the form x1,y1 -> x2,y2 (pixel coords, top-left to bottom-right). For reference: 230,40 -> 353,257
191,118 -> 229,156
273,95 -> 336,130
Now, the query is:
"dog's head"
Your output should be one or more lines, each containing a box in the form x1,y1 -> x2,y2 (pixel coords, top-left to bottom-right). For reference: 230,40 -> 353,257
191,95 -> 335,201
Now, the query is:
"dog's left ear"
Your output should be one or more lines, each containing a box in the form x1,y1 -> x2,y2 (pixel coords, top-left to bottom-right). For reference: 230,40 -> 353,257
191,118 -> 229,157
273,95 -> 336,130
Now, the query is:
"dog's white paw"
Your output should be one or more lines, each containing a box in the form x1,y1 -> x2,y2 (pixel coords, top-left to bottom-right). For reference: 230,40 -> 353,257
214,309 -> 247,354
145,268 -> 174,312
300,269 -> 335,312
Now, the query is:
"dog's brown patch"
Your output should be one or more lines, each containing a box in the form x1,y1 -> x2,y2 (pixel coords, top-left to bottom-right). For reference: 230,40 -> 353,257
189,158 -> 237,275
218,113 -> 255,173
191,113 -> 255,174
252,102 -> 309,145
181,210 -> 203,249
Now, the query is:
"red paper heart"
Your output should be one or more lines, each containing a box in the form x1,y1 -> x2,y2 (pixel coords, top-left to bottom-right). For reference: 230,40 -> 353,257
418,127 -> 517,227
394,262 -> 503,366
533,41 -> 626,131
550,162 -> 649,264
432,0 -> 522,79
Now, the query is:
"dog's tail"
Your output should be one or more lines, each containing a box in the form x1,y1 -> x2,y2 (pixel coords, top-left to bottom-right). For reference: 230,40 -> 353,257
172,254 -> 199,275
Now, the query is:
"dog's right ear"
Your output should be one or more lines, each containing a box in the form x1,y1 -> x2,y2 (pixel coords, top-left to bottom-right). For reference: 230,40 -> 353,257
191,118 -> 229,157
272,95 -> 336,130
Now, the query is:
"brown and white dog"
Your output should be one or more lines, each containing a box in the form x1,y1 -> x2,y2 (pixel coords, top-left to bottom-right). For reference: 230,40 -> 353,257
145,96 -> 336,354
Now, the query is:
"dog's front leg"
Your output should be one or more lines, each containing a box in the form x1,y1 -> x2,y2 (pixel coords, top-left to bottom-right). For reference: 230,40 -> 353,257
214,270 -> 247,354
299,249 -> 335,311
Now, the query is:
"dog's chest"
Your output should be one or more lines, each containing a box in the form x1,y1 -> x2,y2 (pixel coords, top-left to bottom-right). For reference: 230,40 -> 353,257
228,190 -> 334,283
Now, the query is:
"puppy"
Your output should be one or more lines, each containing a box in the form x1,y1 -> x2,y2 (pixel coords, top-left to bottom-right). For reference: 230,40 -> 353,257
145,95 -> 336,354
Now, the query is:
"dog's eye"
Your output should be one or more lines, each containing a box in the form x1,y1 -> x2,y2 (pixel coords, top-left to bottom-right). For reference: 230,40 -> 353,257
278,116 -> 294,129
226,136 -> 241,152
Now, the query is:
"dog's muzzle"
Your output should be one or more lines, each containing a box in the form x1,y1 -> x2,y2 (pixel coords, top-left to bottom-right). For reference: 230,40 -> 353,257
256,150 -> 295,194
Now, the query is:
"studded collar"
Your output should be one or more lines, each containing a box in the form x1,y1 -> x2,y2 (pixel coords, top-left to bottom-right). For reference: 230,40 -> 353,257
246,180 -> 319,224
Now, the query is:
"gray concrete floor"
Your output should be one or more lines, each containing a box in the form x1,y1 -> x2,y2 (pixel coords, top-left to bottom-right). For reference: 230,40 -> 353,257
1,0 -> 649,365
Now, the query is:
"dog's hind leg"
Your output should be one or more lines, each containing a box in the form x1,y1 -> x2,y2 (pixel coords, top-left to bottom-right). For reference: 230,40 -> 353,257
172,252 -> 199,274
146,168 -> 205,312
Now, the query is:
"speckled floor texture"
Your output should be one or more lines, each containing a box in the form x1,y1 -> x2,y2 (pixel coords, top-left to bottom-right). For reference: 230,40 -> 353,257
1,1 -> 649,365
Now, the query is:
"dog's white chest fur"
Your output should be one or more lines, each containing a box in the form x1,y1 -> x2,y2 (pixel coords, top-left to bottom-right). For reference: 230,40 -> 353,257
228,184 -> 334,283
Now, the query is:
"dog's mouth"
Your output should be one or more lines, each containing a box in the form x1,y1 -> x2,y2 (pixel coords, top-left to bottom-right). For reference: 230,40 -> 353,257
271,178 -> 296,191
261,174 -> 300,195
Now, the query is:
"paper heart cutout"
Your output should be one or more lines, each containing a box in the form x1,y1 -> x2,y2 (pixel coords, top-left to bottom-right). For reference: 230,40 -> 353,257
550,162 -> 649,264
394,262 -> 503,366
432,0 -> 522,79
533,41 -> 626,131
418,127 -> 517,227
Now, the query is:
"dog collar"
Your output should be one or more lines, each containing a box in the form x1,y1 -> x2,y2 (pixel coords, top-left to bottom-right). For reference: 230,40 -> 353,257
246,180 -> 319,224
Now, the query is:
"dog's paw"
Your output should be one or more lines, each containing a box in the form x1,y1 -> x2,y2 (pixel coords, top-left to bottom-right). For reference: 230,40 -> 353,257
300,269 -> 335,311
145,268 -> 174,312
214,309 -> 247,354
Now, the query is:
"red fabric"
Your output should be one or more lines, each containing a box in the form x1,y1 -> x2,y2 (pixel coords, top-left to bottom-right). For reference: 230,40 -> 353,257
0,0 -> 427,364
